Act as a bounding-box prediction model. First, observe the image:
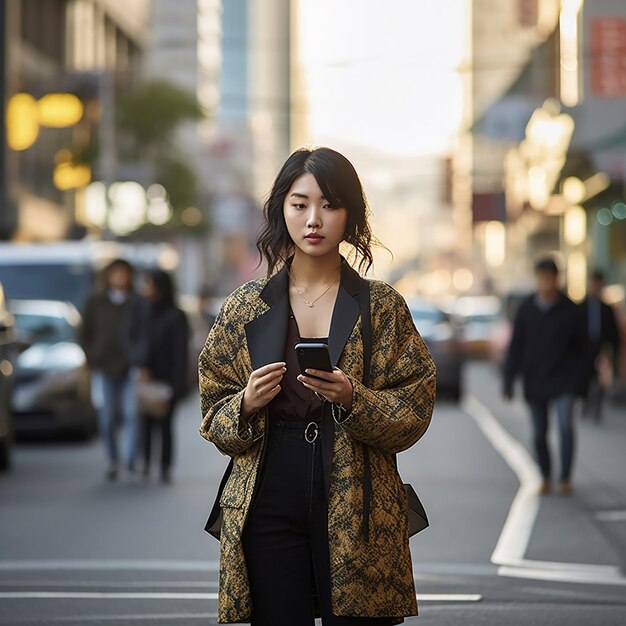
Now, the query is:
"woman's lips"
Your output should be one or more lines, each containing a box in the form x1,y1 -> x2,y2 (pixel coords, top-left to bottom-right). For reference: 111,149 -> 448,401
304,234 -> 323,244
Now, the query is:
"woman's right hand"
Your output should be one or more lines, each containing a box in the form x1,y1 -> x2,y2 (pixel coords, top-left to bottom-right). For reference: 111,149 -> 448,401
241,362 -> 286,419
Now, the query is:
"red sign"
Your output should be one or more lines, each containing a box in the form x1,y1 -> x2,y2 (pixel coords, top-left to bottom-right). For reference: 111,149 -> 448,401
590,18 -> 626,98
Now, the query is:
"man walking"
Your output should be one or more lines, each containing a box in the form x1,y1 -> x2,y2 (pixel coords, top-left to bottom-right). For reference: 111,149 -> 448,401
580,270 -> 621,422
79,259 -> 147,481
503,258 -> 585,495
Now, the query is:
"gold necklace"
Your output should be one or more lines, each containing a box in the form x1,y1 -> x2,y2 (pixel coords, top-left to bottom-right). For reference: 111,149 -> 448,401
291,272 -> 339,308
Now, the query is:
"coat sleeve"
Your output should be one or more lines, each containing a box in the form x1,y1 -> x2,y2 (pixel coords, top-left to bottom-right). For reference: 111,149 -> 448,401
77,295 -> 94,364
503,301 -> 526,394
170,309 -> 189,398
198,291 -> 263,457
123,296 -> 150,368
342,284 -> 436,454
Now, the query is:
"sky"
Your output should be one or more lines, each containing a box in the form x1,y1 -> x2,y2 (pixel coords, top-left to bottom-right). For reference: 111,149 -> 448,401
297,0 -> 467,156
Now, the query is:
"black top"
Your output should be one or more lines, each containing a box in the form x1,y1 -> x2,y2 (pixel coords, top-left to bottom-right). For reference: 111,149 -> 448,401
504,292 -> 585,401
144,302 -> 190,399
269,311 -> 327,421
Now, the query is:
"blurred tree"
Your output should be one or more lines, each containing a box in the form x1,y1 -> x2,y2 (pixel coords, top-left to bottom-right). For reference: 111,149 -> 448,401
115,81 -> 204,222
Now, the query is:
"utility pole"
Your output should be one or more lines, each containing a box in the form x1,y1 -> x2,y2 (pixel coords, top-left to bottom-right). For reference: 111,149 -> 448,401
0,0 -> 7,238
98,69 -> 116,239
0,0 -> 16,240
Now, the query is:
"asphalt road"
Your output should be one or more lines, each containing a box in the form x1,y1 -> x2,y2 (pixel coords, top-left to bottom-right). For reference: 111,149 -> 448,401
1,362 -> 625,625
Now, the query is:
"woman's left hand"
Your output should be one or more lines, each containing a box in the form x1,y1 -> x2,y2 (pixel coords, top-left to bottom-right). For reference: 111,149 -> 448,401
298,367 -> 353,409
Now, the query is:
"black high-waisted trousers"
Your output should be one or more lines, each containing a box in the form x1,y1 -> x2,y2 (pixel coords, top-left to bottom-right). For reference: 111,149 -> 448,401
242,419 -> 395,626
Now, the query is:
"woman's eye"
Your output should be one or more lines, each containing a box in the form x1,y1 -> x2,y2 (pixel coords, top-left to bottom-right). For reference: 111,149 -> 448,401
292,203 -> 306,210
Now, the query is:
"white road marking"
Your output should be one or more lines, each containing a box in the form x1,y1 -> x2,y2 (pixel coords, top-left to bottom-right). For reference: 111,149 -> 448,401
0,591 -> 482,602
463,395 -> 626,587
7,614 -> 219,623
0,592 -> 219,600
0,580 -> 219,589
418,594 -> 482,602
596,510 -> 626,522
0,560 -> 220,572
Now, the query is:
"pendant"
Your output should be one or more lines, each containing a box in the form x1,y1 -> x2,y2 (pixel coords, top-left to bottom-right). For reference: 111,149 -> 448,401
307,302 -> 314,308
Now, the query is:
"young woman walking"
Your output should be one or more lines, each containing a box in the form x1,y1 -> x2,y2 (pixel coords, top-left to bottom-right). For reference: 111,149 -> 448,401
199,147 -> 436,625
140,269 -> 188,483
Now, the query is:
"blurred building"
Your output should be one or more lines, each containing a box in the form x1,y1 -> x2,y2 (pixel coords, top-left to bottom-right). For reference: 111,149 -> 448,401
145,0 -> 292,294
1,0 -> 150,242
146,0 -> 220,178
457,0 -> 626,300
452,0 -> 561,293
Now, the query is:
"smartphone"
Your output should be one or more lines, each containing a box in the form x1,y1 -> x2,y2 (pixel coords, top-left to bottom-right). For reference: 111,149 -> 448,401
294,343 -> 333,380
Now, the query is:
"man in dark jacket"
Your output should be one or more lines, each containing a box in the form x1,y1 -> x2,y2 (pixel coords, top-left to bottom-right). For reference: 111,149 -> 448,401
79,259 -> 147,481
503,257 -> 585,495
580,270 -> 621,422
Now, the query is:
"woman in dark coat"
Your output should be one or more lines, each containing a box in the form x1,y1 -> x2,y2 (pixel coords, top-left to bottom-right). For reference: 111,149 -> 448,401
199,147 -> 436,624
140,269 -> 189,483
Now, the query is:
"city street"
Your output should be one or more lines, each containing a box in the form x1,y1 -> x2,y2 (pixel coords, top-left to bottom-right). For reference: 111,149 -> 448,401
1,362 -> 625,625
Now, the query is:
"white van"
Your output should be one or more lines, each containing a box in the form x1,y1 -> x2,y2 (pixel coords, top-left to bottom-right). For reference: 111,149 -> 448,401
0,240 -> 178,309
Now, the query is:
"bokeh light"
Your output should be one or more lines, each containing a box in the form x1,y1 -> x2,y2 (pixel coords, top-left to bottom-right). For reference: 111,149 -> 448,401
611,202 -> 626,220
597,208 -> 613,226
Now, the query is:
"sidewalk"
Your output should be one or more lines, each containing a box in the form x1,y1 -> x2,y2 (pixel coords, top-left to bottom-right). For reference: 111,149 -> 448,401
467,362 -> 626,574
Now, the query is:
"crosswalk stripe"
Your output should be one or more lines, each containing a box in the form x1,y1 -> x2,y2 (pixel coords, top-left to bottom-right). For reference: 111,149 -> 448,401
0,591 -> 482,602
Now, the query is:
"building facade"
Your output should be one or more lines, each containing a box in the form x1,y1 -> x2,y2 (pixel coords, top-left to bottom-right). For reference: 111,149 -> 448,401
1,0 -> 149,242
454,0 -> 626,300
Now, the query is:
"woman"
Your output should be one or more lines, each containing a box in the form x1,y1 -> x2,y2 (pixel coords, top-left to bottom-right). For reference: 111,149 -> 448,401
199,148 -> 436,625
140,269 -> 189,483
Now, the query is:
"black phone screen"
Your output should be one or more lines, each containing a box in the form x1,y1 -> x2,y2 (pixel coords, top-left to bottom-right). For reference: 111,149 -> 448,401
294,343 -> 333,379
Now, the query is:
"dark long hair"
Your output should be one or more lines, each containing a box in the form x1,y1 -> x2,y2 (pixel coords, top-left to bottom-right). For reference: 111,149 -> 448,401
256,147 -> 379,276
146,269 -> 176,308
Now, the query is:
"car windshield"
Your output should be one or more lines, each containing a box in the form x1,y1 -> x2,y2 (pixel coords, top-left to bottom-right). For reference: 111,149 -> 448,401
0,264 -> 94,309
13,312 -> 75,344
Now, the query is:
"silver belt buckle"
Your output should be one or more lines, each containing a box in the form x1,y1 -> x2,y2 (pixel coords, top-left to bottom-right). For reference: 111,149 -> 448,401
304,421 -> 319,444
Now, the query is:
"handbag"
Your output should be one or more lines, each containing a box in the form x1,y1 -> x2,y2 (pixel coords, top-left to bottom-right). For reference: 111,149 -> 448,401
136,379 -> 173,419
205,459 -> 232,540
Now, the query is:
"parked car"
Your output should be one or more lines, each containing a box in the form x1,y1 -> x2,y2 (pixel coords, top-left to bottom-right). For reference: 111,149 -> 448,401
453,295 -> 501,359
408,296 -> 464,401
9,300 -> 96,439
0,283 -> 15,470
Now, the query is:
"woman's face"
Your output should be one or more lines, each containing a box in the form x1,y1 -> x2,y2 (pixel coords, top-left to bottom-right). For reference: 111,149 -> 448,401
283,173 -> 348,260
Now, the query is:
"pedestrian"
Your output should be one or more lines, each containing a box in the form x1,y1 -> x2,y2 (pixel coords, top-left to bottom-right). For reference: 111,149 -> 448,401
139,269 -> 189,484
580,270 -> 621,422
79,259 -> 145,481
503,257 -> 585,496
198,147 -> 436,625
198,284 -> 218,330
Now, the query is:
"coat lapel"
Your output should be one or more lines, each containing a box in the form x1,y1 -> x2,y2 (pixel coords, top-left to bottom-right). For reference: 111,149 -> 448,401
328,262 -> 362,366
244,266 -> 289,370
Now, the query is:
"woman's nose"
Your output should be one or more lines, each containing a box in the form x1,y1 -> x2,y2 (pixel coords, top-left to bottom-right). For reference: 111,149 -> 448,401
306,207 -> 322,228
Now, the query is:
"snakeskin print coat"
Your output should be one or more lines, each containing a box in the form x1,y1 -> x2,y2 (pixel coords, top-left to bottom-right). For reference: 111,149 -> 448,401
199,262 -> 436,624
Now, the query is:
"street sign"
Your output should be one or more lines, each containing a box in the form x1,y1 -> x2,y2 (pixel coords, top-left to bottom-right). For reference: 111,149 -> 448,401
590,17 -> 626,98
